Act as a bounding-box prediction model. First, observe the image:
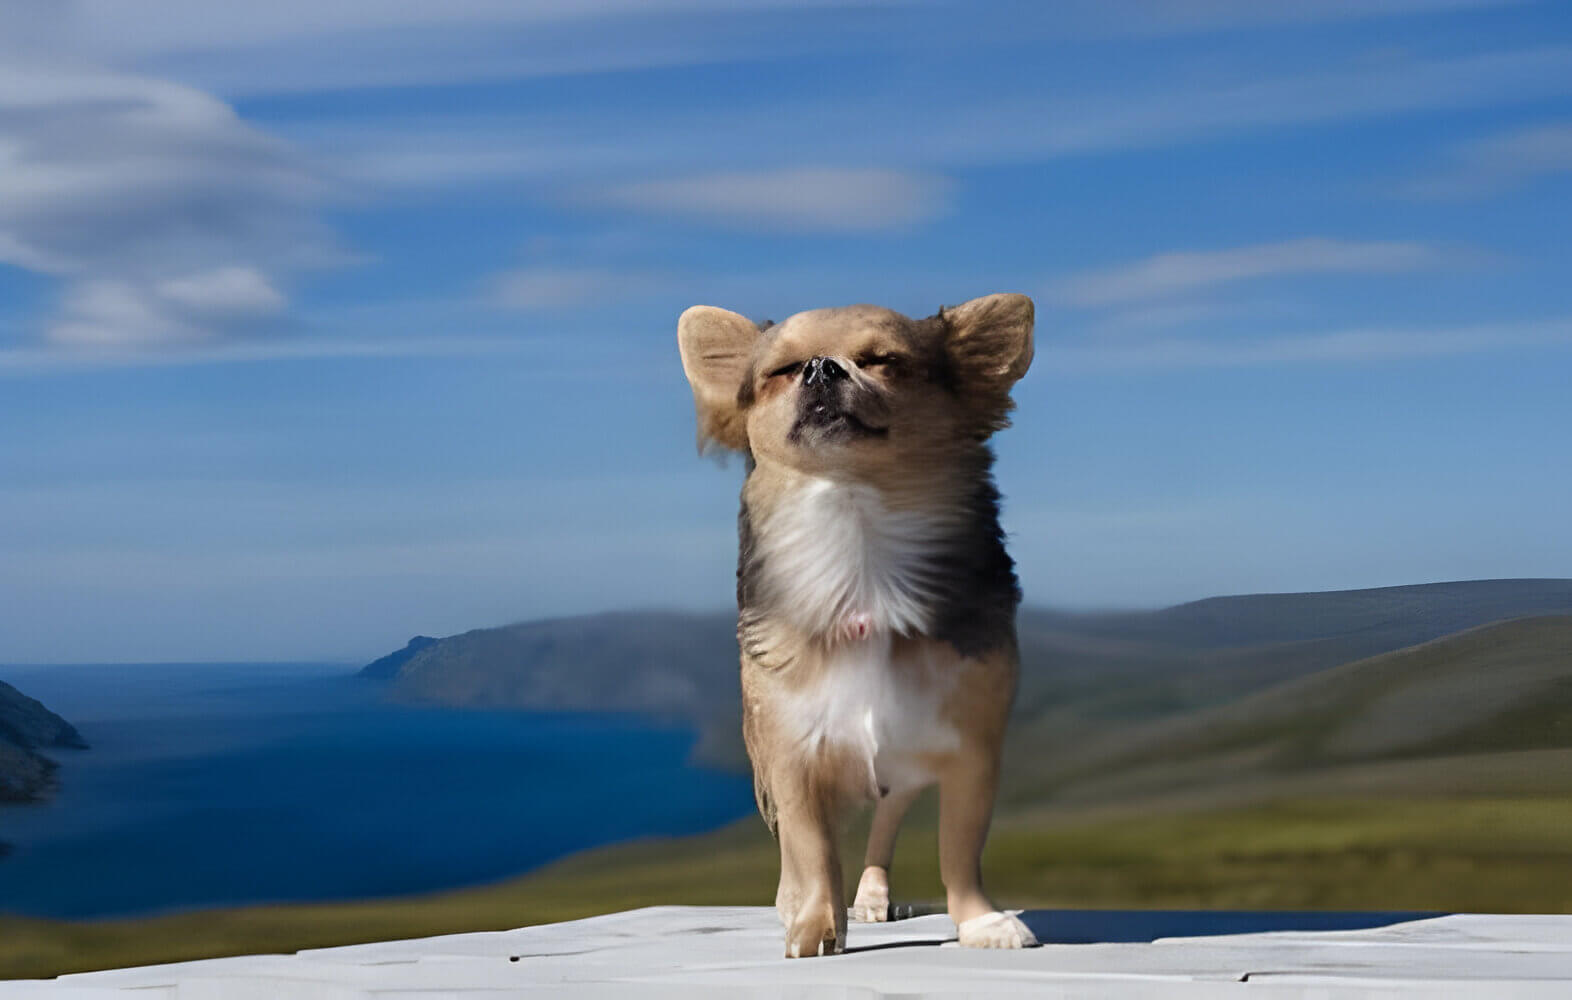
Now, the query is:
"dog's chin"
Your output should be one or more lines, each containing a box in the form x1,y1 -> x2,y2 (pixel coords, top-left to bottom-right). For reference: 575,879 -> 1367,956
789,406 -> 889,447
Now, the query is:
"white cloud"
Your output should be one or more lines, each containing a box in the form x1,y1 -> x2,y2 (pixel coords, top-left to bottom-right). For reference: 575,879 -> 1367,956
1076,300 -> 1287,337
1040,318 -> 1572,373
1041,0 -> 1524,37
0,232 -> 75,274
487,267 -> 667,310
588,167 -> 951,233
49,279 -> 194,348
1047,238 -> 1461,307
0,59 -> 341,350
157,267 -> 287,316
1409,121 -> 1572,197
46,267 -> 288,348
0,334 -> 531,374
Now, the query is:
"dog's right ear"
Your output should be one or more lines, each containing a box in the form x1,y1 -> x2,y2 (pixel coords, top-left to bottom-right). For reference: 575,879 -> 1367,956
678,305 -> 761,453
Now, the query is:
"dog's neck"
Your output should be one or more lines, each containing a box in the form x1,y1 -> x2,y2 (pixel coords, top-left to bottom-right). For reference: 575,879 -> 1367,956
741,468 -> 966,642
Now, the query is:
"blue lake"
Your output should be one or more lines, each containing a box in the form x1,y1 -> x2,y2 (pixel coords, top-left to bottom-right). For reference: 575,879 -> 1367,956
0,663 -> 754,919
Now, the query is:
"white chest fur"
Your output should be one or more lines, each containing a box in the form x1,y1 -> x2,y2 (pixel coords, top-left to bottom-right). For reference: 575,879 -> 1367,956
753,477 -> 951,639
777,634 -> 960,796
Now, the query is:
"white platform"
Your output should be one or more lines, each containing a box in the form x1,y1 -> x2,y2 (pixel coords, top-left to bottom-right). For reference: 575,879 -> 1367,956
6,906 -> 1572,998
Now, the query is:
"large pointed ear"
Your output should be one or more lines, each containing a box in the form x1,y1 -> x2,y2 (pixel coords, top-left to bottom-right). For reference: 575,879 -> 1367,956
941,293 -> 1034,434
678,305 -> 762,453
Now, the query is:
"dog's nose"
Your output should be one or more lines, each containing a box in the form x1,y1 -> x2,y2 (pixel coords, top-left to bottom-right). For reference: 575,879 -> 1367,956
803,356 -> 847,387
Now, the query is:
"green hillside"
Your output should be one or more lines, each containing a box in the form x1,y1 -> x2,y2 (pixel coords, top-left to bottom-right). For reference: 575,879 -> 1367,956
1007,614 -> 1572,805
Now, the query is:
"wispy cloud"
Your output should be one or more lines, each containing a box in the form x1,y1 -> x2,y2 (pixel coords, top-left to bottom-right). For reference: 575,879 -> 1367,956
0,334 -> 528,376
55,0 -> 1521,97
585,167 -> 951,233
73,0 -> 890,56
1074,299 -> 1293,337
993,46 -> 1572,163
156,267 -> 287,316
1408,120 -> 1572,197
1041,318 -> 1572,373
486,267 -> 668,310
1047,238 -> 1464,308
48,268 -> 288,348
67,0 -> 911,97
284,45 -> 1572,196
1040,0 -> 1525,37
0,60 -> 342,349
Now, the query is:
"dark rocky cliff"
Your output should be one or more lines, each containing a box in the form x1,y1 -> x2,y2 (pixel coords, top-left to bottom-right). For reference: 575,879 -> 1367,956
0,678 -> 88,805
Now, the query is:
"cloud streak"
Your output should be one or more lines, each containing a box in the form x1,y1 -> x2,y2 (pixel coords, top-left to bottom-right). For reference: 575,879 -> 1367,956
1041,318 -> 1572,373
284,45 -> 1572,196
586,167 -> 952,233
1041,0 -> 1525,37
486,267 -> 671,310
1408,120 -> 1572,197
0,334 -> 529,375
55,0 -> 1522,97
1047,238 -> 1464,307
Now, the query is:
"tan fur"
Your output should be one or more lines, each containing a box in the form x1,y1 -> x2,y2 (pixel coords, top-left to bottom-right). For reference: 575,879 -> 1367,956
678,294 -> 1036,957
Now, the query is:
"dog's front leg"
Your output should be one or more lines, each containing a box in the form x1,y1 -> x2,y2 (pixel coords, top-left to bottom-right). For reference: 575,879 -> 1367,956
938,744 -> 1037,949
772,767 -> 846,958
852,783 -> 922,922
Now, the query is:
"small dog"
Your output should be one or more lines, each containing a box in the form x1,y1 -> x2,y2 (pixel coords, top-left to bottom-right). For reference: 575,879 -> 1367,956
678,294 -> 1037,958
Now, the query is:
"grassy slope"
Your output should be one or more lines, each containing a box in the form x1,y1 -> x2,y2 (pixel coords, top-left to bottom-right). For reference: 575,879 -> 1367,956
1006,615 -> 1572,803
6,779 -> 1572,980
6,612 -> 1572,979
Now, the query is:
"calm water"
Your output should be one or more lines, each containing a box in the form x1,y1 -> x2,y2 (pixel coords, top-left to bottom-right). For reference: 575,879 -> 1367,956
0,663 -> 753,919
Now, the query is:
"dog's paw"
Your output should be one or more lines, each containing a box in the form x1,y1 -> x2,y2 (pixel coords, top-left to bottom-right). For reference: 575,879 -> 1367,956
779,899 -> 842,962
784,901 -> 843,958
850,868 -> 890,923
956,910 -> 1037,949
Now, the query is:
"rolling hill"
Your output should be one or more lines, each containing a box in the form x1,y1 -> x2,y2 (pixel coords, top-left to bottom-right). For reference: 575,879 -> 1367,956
1005,613 -> 1572,806
363,579 -> 1572,769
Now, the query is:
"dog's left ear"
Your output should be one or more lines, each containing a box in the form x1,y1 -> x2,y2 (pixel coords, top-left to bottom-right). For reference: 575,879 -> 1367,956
942,293 -> 1034,433
678,305 -> 761,453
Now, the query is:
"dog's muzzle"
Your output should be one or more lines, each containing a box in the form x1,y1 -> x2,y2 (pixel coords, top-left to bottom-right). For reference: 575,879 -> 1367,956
790,357 -> 888,442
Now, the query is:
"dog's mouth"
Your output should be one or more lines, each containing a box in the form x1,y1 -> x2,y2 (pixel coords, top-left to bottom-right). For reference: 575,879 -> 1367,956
808,402 -> 888,437
787,371 -> 891,445
791,399 -> 888,443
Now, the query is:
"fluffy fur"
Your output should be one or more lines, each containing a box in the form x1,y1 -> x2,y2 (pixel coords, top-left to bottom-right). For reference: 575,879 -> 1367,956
678,294 -> 1037,958
751,477 -> 954,639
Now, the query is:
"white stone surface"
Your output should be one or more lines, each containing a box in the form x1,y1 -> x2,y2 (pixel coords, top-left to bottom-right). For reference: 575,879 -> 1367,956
5,906 -> 1572,998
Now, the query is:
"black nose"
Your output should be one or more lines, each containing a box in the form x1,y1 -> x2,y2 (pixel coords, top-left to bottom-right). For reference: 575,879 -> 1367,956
802,356 -> 847,387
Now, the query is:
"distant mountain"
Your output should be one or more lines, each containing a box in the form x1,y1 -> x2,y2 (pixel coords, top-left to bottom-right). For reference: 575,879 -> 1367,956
1013,578 -> 1572,722
0,678 -> 87,804
362,611 -> 743,764
1007,614 -> 1572,805
363,579 -> 1572,770
361,636 -> 440,680
1024,578 -> 1572,649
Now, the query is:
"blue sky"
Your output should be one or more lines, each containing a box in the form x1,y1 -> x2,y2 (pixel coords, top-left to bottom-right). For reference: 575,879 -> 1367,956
3,0 -> 1571,663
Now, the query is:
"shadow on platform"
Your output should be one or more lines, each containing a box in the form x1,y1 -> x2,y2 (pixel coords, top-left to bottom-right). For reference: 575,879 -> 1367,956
1018,909 -> 1444,944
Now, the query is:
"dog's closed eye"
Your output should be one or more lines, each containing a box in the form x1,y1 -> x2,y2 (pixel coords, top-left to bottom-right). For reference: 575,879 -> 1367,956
857,354 -> 902,372
769,361 -> 805,379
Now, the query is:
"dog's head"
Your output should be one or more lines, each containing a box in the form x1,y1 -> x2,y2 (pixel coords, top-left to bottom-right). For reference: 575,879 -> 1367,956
677,294 -> 1033,477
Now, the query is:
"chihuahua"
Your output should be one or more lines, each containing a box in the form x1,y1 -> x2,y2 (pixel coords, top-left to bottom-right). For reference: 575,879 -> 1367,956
678,294 -> 1036,958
